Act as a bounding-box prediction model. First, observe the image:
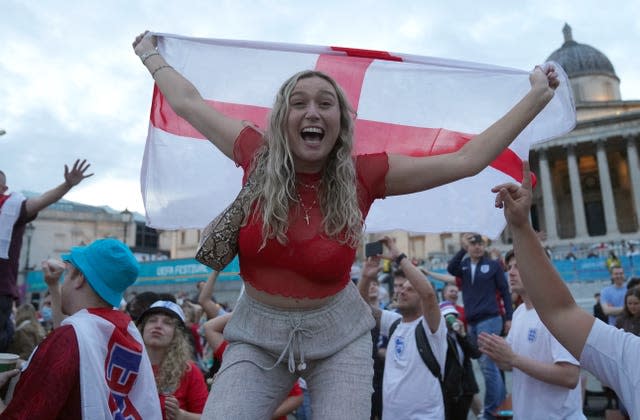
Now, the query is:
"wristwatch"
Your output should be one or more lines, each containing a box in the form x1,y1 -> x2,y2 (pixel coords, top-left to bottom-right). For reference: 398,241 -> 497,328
395,253 -> 407,265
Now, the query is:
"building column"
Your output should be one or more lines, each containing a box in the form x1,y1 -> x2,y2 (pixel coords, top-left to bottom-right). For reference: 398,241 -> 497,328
538,149 -> 558,241
596,140 -> 620,235
567,144 -> 588,238
626,136 -> 640,231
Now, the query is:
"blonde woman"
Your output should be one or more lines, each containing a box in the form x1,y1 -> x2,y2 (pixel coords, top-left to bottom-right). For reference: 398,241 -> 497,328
8,303 -> 45,360
133,30 -> 559,419
137,301 -> 208,420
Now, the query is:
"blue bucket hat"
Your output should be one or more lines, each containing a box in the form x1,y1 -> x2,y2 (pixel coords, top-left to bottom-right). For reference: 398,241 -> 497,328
62,238 -> 139,307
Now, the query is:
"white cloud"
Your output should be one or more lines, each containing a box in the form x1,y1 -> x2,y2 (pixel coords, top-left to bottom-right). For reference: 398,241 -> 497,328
2,0 -> 639,217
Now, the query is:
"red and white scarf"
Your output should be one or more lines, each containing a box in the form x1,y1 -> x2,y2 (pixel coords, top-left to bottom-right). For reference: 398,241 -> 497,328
62,309 -> 161,419
0,192 -> 25,259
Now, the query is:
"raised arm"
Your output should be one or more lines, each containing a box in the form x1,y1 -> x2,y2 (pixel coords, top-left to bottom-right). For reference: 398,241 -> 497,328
132,31 -> 244,159
357,256 -> 383,328
385,65 -> 558,196
492,161 -> 594,359
203,312 -> 232,353
198,271 -> 223,319
42,259 -> 67,328
447,237 -> 471,277
24,159 -> 92,218
380,237 -> 440,333
419,268 -> 456,284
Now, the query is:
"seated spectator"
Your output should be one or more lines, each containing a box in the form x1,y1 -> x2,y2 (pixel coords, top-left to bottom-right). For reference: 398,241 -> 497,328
137,301 -> 208,419
7,303 -> 45,360
605,251 -> 621,272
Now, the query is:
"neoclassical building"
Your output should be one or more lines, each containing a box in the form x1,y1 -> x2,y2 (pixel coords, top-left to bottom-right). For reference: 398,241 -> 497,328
371,24 -> 640,258
500,24 -> 640,247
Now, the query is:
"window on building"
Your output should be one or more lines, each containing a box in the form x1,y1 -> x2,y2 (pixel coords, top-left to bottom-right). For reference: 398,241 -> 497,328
135,222 -> 159,250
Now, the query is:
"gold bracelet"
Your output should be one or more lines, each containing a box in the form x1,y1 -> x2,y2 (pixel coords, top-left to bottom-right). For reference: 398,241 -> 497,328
151,65 -> 172,78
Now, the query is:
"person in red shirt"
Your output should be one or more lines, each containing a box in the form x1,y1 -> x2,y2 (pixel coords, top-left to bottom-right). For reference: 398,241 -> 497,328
133,30 -> 560,418
1,238 -> 161,418
137,300 -> 208,420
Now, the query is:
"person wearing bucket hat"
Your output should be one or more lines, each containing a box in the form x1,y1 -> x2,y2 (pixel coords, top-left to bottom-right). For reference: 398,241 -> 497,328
2,238 -> 161,418
61,238 -> 140,308
137,300 -> 208,419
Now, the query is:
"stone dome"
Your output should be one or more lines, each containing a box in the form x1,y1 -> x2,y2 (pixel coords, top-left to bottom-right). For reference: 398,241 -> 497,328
547,24 -> 619,80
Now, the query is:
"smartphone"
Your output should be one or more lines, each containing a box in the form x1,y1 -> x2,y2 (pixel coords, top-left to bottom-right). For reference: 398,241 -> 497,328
365,241 -> 383,258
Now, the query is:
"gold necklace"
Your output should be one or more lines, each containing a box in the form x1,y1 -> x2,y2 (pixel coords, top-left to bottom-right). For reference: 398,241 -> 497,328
297,180 -> 319,190
296,191 -> 318,225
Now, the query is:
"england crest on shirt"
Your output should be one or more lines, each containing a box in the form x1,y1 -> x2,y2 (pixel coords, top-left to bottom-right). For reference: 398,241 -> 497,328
394,336 -> 406,360
480,264 -> 490,274
528,328 -> 537,342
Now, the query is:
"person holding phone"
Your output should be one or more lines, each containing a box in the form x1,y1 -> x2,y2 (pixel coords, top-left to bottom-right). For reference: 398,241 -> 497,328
358,236 -> 446,419
133,30 -> 559,419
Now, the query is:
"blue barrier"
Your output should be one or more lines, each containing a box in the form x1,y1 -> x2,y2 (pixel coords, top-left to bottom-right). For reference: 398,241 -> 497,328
27,256 -> 241,293
427,254 -> 640,286
28,254 -> 640,293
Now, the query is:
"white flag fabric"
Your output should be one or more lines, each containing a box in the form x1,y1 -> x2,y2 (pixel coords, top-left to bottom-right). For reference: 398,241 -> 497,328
141,33 -> 575,238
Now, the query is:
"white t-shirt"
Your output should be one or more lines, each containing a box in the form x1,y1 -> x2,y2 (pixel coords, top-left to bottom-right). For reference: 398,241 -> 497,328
506,304 -> 585,419
580,319 -> 640,419
381,310 -> 447,420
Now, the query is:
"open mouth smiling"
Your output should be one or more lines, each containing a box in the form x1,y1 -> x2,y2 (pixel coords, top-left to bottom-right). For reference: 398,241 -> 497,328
301,126 -> 325,143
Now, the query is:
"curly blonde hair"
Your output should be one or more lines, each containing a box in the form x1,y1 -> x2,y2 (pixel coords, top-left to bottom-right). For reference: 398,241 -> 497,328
245,70 -> 363,248
138,315 -> 192,394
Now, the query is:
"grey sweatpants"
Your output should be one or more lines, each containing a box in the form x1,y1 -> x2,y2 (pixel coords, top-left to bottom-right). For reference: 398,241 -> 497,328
202,282 -> 375,419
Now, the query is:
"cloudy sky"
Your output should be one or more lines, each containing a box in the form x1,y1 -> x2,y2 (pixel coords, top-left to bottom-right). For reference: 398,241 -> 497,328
2,1 -> 639,215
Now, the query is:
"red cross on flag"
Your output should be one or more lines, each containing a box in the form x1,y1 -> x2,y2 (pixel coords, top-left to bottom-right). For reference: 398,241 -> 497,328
141,33 -> 575,238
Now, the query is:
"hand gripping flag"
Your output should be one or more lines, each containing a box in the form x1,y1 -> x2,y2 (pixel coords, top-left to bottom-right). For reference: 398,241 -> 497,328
141,33 -> 575,238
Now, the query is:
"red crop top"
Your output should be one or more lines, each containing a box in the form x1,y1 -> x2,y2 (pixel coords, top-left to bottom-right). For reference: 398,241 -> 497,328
233,126 -> 389,299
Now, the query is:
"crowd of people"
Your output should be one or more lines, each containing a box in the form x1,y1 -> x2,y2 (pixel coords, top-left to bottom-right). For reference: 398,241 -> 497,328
1,28 -> 639,420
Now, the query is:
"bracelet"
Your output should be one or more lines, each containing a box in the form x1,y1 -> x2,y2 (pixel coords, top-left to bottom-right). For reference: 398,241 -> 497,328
139,50 -> 159,63
395,253 -> 407,265
151,65 -> 173,78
